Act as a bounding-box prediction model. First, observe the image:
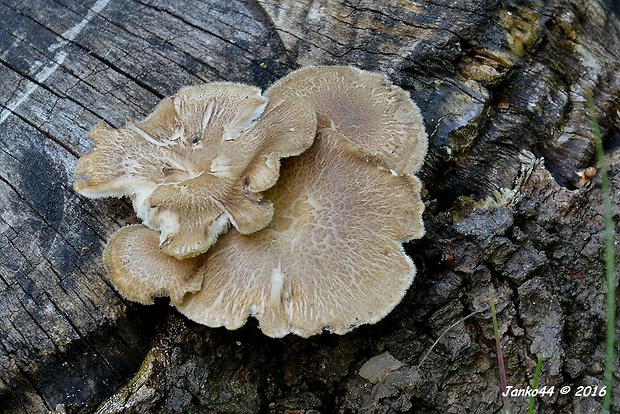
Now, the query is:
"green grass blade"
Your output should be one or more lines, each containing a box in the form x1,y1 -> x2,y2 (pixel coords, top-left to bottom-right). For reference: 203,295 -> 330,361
528,355 -> 543,414
586,94 -> 616,414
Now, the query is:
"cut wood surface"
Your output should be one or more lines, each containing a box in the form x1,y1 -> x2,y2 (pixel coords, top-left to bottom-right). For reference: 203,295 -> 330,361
0,0 -> 619,413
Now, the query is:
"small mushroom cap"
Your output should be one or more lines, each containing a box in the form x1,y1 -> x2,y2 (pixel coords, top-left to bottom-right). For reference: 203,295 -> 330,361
75,83 -> 317,258
265,66 -> 428,176
103,225 -> 203,305
74,83 -> 268,198
175,128 -> 425,337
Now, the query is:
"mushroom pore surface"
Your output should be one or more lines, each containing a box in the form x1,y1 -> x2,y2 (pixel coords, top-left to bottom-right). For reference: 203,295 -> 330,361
175,128 -> 424,337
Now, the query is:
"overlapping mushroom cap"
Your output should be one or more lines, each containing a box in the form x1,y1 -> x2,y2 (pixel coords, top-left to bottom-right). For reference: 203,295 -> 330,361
77,66 -> 429,337
75,83 -> 317,258
265,66 -> 428,176
104,225 -> 203,306
106,129 -> 424,337
178,129 -> 424,336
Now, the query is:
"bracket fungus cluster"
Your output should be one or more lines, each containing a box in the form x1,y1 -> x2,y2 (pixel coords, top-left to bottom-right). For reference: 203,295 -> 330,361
75,66 -> 428,338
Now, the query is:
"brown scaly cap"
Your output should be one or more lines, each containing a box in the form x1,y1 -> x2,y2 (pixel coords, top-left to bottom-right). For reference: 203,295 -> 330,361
265,66 -> 428,176
74,83 -> 317,258
103,225 -> 203,306
175,129 -> 425,337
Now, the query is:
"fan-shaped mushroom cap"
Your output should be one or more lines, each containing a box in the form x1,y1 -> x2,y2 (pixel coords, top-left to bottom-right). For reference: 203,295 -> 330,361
175,128 -> 425,337
74,83 -> 317,258
265,66 -> 428,176
103,225 -> 203,305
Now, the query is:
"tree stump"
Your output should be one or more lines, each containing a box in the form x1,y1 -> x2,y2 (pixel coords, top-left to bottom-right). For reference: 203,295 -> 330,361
1,0 -> 618,413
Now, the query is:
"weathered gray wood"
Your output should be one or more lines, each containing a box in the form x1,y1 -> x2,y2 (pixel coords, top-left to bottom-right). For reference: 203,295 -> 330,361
0,0 -> 619,413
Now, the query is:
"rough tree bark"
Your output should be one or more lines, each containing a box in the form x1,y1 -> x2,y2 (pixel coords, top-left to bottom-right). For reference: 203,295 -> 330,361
0,0 -> 619,413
